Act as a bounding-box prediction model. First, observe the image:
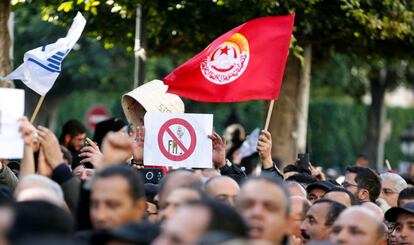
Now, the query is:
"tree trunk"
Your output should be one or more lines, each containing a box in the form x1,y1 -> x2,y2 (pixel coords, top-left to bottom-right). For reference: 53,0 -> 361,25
0,0 -> 14,88
268,45 -> 312,165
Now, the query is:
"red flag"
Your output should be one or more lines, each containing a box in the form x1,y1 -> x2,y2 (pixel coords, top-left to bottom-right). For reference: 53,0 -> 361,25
163,13 -> 295,102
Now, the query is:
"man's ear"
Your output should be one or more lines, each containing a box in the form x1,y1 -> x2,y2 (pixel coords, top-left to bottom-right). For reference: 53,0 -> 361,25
64,134 -> 71,145
134,198 -> 147,218
358,189 -> 370,201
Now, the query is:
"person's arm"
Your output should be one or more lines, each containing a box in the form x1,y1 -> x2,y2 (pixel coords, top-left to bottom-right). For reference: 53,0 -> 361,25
0,161 -> 18,191
257,130 -> 283,179
18,117 -> 36,178
210,132 -> 246,182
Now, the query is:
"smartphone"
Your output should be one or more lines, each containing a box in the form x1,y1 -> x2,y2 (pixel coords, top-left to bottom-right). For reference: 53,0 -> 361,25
141,168 -> 164,184
297,153 -> 310,169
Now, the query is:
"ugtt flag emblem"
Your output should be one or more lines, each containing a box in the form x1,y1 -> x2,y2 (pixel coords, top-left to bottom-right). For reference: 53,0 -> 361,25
164,13 -> 295,102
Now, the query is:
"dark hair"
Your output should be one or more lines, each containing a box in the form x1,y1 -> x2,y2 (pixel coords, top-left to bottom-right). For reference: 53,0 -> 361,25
94,165 -> 145,202
286,173 -> 317,186
283,164 -> 312,175
188,199 -> 248,238
398,187 -> 414,206
346,166 -> 381,202
60,146 -> 72,166
59,119 -> 87,144
313,199 -> 347,226
326,187 -> 358,206
242,174 -> 291,215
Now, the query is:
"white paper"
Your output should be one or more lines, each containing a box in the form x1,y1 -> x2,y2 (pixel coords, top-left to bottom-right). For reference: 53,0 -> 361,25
144,112 -> 213,168
239,128 -> 260,158
0,88 -> 25,159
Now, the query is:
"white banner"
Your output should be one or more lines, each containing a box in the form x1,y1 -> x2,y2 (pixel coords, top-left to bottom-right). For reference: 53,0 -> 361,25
144,112 -> 213,168
0,88 -> 25,159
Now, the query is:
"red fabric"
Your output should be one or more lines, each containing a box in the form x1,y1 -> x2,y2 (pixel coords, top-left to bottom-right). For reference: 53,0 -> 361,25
164,14 -> 295,102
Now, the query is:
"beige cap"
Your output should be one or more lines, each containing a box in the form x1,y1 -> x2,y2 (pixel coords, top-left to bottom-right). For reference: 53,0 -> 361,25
121,80 -> 185,125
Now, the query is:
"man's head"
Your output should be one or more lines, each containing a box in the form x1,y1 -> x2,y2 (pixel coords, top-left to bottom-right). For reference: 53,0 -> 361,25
237,175 -> 290,244
324,187 -> 357,207
379,173 -> 408,208
287,181 -> 307,198
289,196 -> 311,243
306,181 -> 335,204
355,153 -> 369,167
385,202 -> 414,245
90,165 -> 145,230
205,176 -> 240,207
301,199 -> 347,242
331,206 -> 386,245
154,200 -> 248,245
398,187 -> 414,206
158,187 -> 203,223
15,175 -> 65,208
344,166 -> 381,202
72,164 -> 95,182
286,174 -> 317,188
158,170 -> 203,209
59,119 -> 87,152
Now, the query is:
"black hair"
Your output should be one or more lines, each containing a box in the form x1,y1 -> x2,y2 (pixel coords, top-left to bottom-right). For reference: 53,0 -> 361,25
94,165 -> 145,201
242,174 -> 291,215
286,173 -> 317,186
326,187 -> 358,205
283,164 -> 312,175
313,199 -> 347,226
59,119 -> 87,144
60,146 -> 72,166
188,199 -> 248,238
346,166 -> 381,202
398,187 -> 414,206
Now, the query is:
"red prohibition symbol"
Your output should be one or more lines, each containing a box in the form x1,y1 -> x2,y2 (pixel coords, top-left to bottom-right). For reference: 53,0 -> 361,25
158,118 -> 197,161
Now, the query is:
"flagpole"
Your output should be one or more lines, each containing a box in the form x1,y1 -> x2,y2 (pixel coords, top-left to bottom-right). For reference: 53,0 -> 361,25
30,95 -> 45,123
264,100 -> 275,131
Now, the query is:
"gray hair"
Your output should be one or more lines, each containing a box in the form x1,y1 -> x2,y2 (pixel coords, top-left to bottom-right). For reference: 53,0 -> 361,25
380,173 -> 408,192
17,174 -> 64,200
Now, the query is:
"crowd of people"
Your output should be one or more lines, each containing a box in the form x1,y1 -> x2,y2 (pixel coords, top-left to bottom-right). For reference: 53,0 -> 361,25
0,79 -> 414,245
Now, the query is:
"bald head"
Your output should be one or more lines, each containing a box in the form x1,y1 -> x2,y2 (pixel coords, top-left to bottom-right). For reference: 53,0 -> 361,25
159,170 -> 203,209
287,181 -> 307,198
205,176 -> 239,206
361,202 -> 384,221
330,207 -> 386,245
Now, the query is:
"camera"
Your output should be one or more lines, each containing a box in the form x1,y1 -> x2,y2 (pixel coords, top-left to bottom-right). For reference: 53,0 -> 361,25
142,168 -> 164,184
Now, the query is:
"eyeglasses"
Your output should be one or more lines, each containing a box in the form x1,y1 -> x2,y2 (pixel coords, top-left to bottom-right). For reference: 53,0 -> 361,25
341,181 -> 358,188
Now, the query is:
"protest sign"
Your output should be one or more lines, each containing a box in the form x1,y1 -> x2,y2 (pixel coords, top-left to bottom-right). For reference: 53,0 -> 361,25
0,88 -> 25,159
144,112 -> 213,168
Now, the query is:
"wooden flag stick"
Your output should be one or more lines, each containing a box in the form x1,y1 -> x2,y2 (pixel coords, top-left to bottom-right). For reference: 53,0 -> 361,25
385,159 -> 392,171
264,100 -> 275,131
30,96 -> 45,124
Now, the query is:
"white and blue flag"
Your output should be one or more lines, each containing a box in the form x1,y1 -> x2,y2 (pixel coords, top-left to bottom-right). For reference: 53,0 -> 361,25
1,12 -> 86,95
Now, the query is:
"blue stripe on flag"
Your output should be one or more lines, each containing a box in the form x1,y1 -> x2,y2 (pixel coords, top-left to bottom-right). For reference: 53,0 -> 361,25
47,63 -> 60,70
51,55 -> 63,61
41,46 -> 46,52
27,58 -> 60,73
56,51 -> 65,57
47,58 -> 61,66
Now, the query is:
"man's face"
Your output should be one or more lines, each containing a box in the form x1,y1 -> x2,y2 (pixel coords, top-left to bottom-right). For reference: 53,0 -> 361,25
153,206 -> 210,245
90,176 -> 144,230
324,191 -> 352,207
73,165 -> 95,182
237,180 -> 289,244
343,172 -> 359,198
308,188 -> 326,204
301,202 -> 331,242
158,188 -> 202,223
379,179 -> 399,208
330,210 -> 383,245
289,197 -> 306,242
206,177 -> 240,207
393,213 -> 414,245
65,133 -> 86,152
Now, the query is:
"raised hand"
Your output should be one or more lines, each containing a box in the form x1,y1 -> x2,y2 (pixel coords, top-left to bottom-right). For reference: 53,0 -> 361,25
79,137 -> 104,167
101,131 -> 134,168
37,126 -> 64,169
209,132 -> 226,169
256,130 -> 273,168
18,116 -> 38,148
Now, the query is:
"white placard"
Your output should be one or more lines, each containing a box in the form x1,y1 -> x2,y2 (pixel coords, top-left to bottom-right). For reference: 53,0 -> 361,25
0,88 -> 25,159
144,112 -> 213,168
